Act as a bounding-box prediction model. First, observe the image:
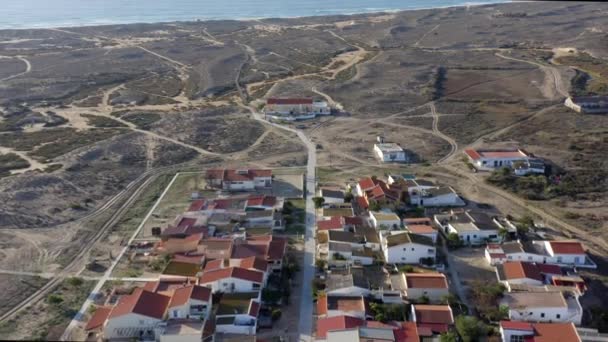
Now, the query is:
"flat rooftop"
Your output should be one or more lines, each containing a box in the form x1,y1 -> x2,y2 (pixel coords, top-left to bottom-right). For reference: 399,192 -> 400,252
375,143 -> 404,153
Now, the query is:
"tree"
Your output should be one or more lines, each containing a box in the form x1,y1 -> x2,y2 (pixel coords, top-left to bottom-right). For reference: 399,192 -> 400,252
312,197 -> 325,209
344,191 -> 354,203
66,277 -> 83,287
440,331 -> 458,342
369,200 -> 382,211
516,214 -> 535,235
498,228 -> 509,241
447,233 -> 463,249
418,295 -> 430,304
455,315 -> 488,342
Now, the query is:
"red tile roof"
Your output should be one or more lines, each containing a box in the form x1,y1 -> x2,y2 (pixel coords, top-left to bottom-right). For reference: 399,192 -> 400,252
413,305 -> 454,325
317,216 -> 344,231
173,253 -> 205,265
531,322 -> 581,342
268,238 -> 287,261
204,259 -> 224,271
239,256 -> 268,272
500,320 -> 534,331
464,149 -> 482,161
537,264 -> 562,275
549,241 -> 585,255
206,169 -> 272,182
356,196 -> 369,210
109,288 -> 171,320
85,306 -> 112,330
199,267 -> 264,284
188,199 -> 207,212
316,315 -> 365,339
503,261 -> 543,282
343,216 -> 363,226
396,322 -> 420,342
267,98 -> 313,105
248,301 -> 261,317
406,273 -> 448,289
407,224 -> 436,234
359,177 -> 376,191
247,195 -> 277,207
168,285 -> 211,308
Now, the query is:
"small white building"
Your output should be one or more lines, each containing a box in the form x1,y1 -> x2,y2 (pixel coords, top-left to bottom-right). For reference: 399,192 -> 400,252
381,232 -> 435,264
316,295 -> 367,319
484,240 -> 596,268
319,188 -> 346,204
374,143 -> 408,163
403,272 -> 449,302
370,211 -> 401,230
501,291 -> 583,325
166,285 -> 212,320
495,261 -> 544,290
565,96 -> 608,114
199,267 -> 264,293
434,211 -> 501,245
499,321 -> 582,342
464,148 -> 544,174
405,223 -> 438,244
408,186 -> 465,207
205,169 -> 272,191
215,292 -> 260,335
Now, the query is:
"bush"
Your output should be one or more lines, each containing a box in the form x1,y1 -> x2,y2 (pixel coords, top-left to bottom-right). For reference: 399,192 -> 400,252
399,265 -> 414,273
271,309 -> 282,321
312,197 -> 325,209
66,277 -> 84,287
455,315 -> 488,342
47,294 -> 64,305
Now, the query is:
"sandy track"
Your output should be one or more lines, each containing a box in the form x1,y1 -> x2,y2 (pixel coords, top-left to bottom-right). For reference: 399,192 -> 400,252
430,102 -> 458,164
0,55 -> 32,82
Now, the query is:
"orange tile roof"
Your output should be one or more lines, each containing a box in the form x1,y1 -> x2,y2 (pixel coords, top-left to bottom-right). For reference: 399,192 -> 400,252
359,177 -> 376,190
317,216 -> 344,230
239,256 -> 268,272
549,241 -> 585,255
414,305 -> 454,325
531,322 -> 581,341
406,273 -> 448,289
168,285 -> 211,308
199,267 -> 264,284
317,295 -> 328,316
502,261 -> 543,281
316,315 -> 365,339
109,288 -> 171,320
407,224 -> 436,234
85,306 -> 112,330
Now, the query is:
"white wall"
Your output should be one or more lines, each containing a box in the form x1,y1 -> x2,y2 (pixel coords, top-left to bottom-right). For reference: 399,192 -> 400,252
406,288 -> 449,302
447,225 -> 499,245
104,313 -> 162,340
201,277 -> 261,293
384,243 -> 436,264
410,193 -> 463,207
326,286 -> 370,297
224,180 -> 255,191
507,306 -> 581,325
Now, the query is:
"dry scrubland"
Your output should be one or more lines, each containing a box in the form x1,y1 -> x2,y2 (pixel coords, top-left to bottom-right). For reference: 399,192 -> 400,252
0,1 -> 608,337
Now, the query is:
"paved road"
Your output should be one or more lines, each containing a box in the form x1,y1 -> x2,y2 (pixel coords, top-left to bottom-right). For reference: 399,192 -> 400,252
60,173 -> 181,341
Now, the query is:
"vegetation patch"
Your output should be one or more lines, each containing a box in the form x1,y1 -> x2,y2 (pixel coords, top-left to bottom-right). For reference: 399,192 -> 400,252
122,112 -> 162,130
81,114 -> 127,128
0,153 -> 30,177
556,52 -> 608,95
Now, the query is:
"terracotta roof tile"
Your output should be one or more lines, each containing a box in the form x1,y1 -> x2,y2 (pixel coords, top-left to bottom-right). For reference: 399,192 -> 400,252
199,267 -> 264,284
356,196 -> 369,210
413,305 -> 454,325
248,301 -> 261,317
359,177 -> 376,191
239,256 -> 268,272
317,295 -> 328,316
109,288 -> 171,320
549,241 -> 585,255
204,259 -> 224,271
316,315 -> 365,339
531,322 -> 581,342
464,149 -> 482,160
500,320 -> 534,331
85,306 -> 112,330
407,224 -> 436,234
317,216 -> 344,231
405,273 -> 448,289
502,261 -> 543,281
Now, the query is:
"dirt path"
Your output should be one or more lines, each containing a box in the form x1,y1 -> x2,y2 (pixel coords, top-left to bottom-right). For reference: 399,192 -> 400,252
495,52 -> 569,98
0,55 -> 32,82
414,24 -> 440,47
430,102 -> 458,164
0,146 -> 46,174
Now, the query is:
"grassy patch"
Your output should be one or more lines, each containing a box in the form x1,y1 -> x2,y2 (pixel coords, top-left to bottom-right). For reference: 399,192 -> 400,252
556,53 -> 608,96
112,173 -> 174,236
0,153 -> 30,177
81,114 -> 127,128
122,112 -> 162,130
283,199 -> 306,235
4,278 -> 95,341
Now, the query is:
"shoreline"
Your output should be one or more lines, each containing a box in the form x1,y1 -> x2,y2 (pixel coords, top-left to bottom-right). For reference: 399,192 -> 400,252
0,0 -> 510,31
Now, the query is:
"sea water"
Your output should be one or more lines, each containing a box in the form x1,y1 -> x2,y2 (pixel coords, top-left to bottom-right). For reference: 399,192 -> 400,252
1,0 -> 509,29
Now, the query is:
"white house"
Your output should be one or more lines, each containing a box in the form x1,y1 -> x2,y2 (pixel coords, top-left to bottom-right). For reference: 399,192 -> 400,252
325,272 -> 371,297
501,291 -> 583,326
484,240 -> 596,268
434,211 -> 501,245
166,285 -> 212,320
215,292 -> 260,335
495,261 -> 544,290
565,96 -> 608,114
374,143 -> 408,163
328,242 -> 374,267
499,321 -> 582,342
402,272 -> 449,302
410,305 -> 454,336
464,148 -> 544,174
199,267 -> 264,293
408,186 -> 465,207
319,188 -> 346,204
159,320 -> 206,342
205,169 -> 272,191
101,288 -> 171,341
404,223 -> 438,244
370,211 -> 401,230
381,232 -> 435,264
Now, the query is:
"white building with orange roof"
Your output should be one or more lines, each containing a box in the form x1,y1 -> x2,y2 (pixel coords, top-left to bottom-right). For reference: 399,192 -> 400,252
464,148 -> 544,175
499,321 -> 582,342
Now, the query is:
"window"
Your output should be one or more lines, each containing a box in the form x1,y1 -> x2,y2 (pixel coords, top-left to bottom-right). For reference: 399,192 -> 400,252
556,314 -> 561,319
401,257 -> 406,261
139,320 -> 145,325
411,248 -> 415,251
428,249 -> 434,254
252,283 -> 260,289
508,256 -> 513,260
403,248 -> 407,251
528,256 -> 533,261
510,336 -> 525,342
541,313 -> 545,318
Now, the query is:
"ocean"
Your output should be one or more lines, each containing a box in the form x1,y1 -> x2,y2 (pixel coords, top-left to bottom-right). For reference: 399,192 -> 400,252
1,0 -> 509,30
